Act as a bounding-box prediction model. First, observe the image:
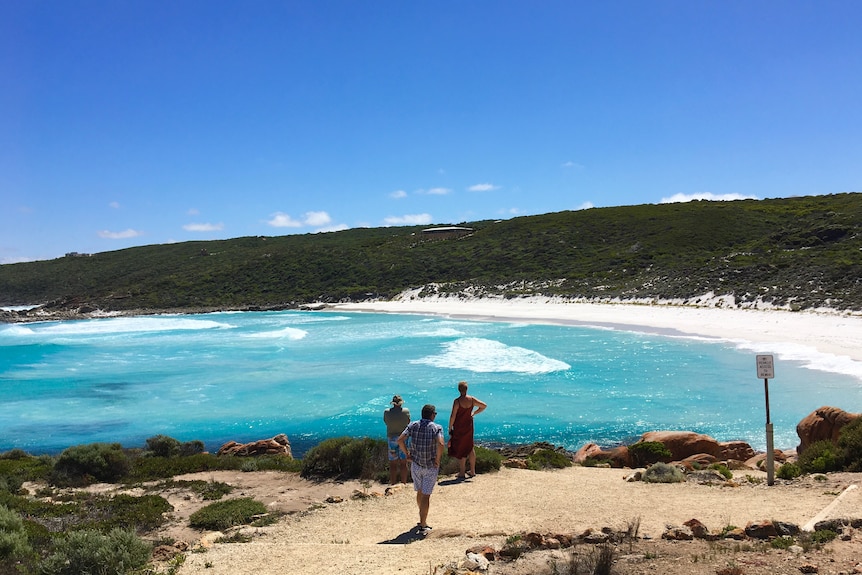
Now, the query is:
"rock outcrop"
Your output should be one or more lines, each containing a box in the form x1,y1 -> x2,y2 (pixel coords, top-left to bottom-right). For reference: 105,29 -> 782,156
796,406 -> 860,454
638,431 -> 722,461
217,434 -> 292,457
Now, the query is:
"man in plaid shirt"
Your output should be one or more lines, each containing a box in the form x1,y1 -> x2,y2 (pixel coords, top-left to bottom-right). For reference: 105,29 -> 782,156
397,404 -> 444,535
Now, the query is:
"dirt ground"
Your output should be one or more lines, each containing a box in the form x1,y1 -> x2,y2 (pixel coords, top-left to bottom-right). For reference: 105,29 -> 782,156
54,466 -> 862,575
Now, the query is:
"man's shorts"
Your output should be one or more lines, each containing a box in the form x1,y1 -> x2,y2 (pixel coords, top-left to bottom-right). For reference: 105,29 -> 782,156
410,462 -> 439,495
388,436 -> 408,461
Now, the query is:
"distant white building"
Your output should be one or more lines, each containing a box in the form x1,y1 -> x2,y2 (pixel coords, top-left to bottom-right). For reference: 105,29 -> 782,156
420,226 -> 474,240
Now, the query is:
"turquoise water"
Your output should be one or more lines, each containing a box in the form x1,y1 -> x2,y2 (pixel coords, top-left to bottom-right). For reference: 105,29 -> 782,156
1,310 -> 861,456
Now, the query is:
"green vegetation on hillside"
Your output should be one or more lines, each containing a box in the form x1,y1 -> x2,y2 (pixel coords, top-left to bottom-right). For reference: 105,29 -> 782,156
2,194 -> 861,312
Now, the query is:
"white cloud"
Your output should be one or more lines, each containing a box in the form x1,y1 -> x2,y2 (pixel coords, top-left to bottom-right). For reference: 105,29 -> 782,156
109,201 -> 120,209
468,183 -> 500,192
417,187 -> 451,196
266,212 -> 303,228
383,213 -> 433,226
266,211 -> 334,228
562,161 -> 584,169
183,222 -> 224,232
187,208 -> 200,216
390,190 -> 408,199
98,228 -> 143,239
575,201 -> 594,210
660,192 -> 759,204
303,211 -> 332,227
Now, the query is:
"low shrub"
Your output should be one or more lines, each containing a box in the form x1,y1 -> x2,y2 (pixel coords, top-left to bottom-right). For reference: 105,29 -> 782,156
300,437 -> 387,480
810,529 -> 838,544
39,528 -> 151,575
798,440 -> 842,474
642,462 -> 685,483
50,443 -> 130,487
178,440 -> 206,457
474,446 -> 502,473
709,462 -> 733,480
189,497 -> 268,531
91,493 -> 173,532
837,417 -> 862,471
145,435 -> 181,458
526,448 -> 571,470
776,462 -> 802,480
0,504 -> 33,564
628,441 -> 672,466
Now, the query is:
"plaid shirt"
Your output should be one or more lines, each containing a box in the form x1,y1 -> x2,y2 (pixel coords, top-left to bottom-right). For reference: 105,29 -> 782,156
400,418 -> 443,468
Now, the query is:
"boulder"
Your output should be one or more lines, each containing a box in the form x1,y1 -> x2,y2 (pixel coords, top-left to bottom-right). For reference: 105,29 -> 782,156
719,441 -> 756,461
639,431 -> 721,461
796,406 -> 860,453
683,518 -> 712,539
573,443 -> 631,467
217,434 -> 292,457
745,520 -> 778,539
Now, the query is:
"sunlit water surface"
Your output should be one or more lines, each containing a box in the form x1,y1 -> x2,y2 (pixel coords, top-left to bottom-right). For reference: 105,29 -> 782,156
1,310 -> 860,456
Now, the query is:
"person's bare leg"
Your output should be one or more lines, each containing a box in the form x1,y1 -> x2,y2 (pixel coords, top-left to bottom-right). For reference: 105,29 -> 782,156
399,460 -> 408,483
389,460 -> 398,485
468,448 -> 476,476
417,492 -> 431,527
458,457 -> 466,477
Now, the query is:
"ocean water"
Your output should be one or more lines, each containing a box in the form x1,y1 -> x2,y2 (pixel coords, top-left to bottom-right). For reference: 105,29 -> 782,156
1,309 -> 861,457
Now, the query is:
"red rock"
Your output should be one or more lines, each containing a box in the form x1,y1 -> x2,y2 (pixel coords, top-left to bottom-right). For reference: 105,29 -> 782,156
683,518 -> 711,539
719,441 -> 756,461
640,431 -> 721,460
217,434 -> 292,457
796,406 -> 860,454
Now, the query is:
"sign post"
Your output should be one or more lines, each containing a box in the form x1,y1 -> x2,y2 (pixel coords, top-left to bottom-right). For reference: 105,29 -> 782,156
756,354 -> 775,485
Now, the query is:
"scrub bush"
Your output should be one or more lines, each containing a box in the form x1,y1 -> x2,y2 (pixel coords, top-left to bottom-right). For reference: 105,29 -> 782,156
798,440 -> 842,474
300,437 -> 387,480
526,448 -> 571,470
39,528 -> 150,575
145,435 -> 181,458
709,462 -> 733,479
50,443 -> 130,487
189,497 -> 268,531
837,417 -> 862,471
474,446 -> 502,473
628,441 -> 672,466
642,462 -> 685,483
776,462 -> 802,480
0,504 -> 33,563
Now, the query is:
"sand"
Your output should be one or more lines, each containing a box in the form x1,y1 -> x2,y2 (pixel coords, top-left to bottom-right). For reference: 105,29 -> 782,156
330,297 -> 862,362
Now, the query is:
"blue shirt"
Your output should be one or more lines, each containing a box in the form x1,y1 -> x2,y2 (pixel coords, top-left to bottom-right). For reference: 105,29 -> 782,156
400,418 -> 443,468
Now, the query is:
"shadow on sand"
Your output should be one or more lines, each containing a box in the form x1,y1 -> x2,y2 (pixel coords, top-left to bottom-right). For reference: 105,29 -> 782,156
379,525 -> 429,545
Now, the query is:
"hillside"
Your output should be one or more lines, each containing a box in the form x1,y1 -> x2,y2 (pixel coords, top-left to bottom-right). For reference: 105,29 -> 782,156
2,193 -> 861,315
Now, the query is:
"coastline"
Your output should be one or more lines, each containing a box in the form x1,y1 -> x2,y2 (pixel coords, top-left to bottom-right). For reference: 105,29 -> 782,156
330,297 -> 862,363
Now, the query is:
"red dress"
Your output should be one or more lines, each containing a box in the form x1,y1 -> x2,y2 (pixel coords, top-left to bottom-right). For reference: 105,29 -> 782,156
448,401 -> 474,459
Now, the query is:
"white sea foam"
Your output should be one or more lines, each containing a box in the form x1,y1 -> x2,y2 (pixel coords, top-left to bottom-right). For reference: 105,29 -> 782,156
241,327 -> 308,340
414,327 -> 465,337
28,316 -> 232,336
411,337 -> 570,374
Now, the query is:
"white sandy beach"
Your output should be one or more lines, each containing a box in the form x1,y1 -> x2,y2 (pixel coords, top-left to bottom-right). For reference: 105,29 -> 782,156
331,297 -> 862,363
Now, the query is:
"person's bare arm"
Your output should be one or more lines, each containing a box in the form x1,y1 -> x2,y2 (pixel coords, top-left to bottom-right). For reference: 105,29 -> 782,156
471,396 -> 487,416
435,431 -> 445,467
448,399 -> 458,433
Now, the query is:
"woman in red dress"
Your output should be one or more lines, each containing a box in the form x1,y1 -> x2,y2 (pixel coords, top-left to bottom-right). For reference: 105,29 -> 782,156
447,381 -> 487,479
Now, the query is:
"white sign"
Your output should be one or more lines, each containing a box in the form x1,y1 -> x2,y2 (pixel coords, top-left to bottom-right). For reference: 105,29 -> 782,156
756,354 -> 775,379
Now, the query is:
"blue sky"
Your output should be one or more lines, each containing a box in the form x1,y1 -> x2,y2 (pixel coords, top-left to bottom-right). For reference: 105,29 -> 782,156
2,1 -> 861,264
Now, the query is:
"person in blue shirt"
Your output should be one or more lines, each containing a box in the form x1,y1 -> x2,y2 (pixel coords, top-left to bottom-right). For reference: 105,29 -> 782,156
397,404 -> 444,535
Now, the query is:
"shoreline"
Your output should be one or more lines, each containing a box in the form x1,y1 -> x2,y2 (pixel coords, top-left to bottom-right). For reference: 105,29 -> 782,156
329,297 -> 862,363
